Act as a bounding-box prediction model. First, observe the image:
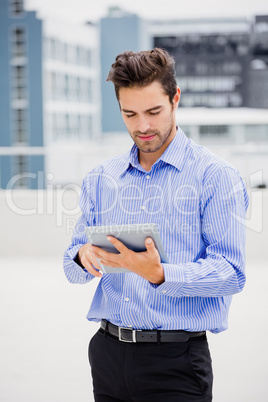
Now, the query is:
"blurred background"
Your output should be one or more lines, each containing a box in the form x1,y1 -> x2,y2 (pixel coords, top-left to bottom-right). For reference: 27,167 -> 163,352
0,0 -> 267,401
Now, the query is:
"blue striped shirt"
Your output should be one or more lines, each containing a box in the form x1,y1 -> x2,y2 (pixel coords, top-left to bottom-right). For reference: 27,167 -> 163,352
63,127 -> 249,333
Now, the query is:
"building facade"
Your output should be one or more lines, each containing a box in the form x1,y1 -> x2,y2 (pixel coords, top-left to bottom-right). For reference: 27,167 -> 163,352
0,0 -> 101,189
152,16 -> 268,109
0,0 -> 44,189
152,18 -> 250,108
42,18 -> 101,185
43,19 -> 101,146
247,15 -> 268,108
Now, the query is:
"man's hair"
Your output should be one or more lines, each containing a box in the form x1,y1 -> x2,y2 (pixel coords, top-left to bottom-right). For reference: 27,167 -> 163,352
106,48 -> 177,104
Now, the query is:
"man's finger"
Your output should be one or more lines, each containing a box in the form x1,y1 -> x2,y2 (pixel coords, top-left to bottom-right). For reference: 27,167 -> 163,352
88,251 -> 102,271
145,237 -> 155,252
82,250 -> 103,278
83,260 -> 103,278
89,245 -> 112,261
107,236 -> 129,255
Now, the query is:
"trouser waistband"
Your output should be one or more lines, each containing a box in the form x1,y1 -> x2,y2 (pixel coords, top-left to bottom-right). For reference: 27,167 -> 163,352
100,320 -> 206,343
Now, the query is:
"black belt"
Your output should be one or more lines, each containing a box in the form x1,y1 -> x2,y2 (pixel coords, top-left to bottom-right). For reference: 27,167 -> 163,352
100,320 -> 206,343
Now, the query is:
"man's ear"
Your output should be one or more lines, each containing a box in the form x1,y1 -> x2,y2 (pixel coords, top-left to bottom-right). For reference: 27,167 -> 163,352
173,87 -> 181,109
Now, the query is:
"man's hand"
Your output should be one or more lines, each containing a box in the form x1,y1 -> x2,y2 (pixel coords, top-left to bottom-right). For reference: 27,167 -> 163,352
77,244 -> 103,278
88,236 -> 165,285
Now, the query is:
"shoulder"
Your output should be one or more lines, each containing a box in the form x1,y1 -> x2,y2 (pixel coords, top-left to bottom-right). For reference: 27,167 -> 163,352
186,141 -> 249,211
83,151 -> 130,182
80,152 -> 130,203
186,139 -> 239,185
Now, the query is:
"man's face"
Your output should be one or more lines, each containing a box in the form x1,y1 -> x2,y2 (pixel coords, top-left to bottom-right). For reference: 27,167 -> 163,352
119,81 -> 180,156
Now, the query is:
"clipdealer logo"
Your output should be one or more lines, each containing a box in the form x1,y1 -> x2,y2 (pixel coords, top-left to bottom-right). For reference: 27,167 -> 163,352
4,169 -> 265,234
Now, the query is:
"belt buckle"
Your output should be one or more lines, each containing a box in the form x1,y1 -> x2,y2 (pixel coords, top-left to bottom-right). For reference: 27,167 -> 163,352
118,327 -> 137,343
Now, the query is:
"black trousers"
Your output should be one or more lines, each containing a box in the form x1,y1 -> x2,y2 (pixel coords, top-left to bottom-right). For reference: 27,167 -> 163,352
88,328 -> 213,402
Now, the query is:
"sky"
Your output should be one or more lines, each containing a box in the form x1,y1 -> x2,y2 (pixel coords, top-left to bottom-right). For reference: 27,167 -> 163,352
25,0 -> 268,24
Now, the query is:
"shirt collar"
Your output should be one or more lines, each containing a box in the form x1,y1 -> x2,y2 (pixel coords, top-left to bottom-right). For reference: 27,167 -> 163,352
119,126 -> 189,177
158,126 -> 189,172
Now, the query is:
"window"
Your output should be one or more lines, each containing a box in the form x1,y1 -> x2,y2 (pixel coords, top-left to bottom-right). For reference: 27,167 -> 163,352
86,49 -> 91,66
13,155 -> 28,188
52,114 -> 58,140
65,114 -> 71,135
200,125 -> 229,137
176,63 -> 187,75
49,72 -> 57,100
229,93 -> 242,107
154,33 -> 249,57
11,65 -> 27,101
57,74 -> 65,100
46,38 -> 65,62
80,115 -> 92,137
222,62 -> 242,74
49,38 -> 60,59
78,47 -> 91,66
10,27 -> 29,146
181,94 -> 230,107
86,80 -> 92,103
178,76 -> 238,93
9,0 -> 24,15
12,108 -> 27,144
11,27 -> 26,59
68,76 -> 77,101
195,62 -> 208,75
50,112 -> 94,141
64,75 -> 69,99
66,44 -> 76,64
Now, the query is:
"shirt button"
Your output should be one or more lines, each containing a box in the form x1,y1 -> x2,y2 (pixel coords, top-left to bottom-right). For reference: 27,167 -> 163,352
124,297 -> 130,302
141,205 -> 145,210
162,290 -> 167,294
146,175 -> 150,180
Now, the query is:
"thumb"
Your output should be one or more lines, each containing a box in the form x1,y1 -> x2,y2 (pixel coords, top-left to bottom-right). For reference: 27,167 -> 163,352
145,237 -> 155,252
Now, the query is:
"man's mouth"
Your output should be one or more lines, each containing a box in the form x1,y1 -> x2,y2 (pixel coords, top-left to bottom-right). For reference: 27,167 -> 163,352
138,134 -> 157,142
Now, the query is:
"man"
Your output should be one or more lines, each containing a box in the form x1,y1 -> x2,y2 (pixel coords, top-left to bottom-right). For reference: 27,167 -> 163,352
64,48 -> 249,401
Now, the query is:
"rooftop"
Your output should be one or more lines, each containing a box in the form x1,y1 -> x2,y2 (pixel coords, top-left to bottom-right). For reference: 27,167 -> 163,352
0,256 -> 266,401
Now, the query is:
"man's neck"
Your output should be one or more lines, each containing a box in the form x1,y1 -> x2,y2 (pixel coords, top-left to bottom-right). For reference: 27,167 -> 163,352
139,151 -> 160,172
138,129 -> 177,171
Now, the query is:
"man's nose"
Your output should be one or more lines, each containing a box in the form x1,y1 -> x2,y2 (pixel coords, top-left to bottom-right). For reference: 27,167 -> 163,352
137,116 -> 150,133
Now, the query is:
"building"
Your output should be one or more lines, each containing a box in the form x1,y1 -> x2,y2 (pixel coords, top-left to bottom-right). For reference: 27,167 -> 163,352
2,4 -> 268,188
100,7 -> 152,133
247,15 -> 268,108
42,18 -> 101,185
152,18 -> 250,108
152,15 -> 268,109
0,0 -> 44,189
0,0 -> 101,189
100,12 -> 268,133
99,12 -> 268,186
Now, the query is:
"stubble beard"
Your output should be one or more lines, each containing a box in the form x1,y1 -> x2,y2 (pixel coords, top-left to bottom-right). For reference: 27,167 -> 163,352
131,115 -> 175,154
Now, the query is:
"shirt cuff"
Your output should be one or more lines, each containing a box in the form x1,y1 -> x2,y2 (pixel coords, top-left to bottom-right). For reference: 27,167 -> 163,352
66,244 -> 94,281
155,263 -> 185,297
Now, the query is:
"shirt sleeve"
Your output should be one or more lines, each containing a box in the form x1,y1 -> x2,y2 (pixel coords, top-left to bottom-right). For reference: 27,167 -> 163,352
156,166 -> 249,298
63,174 -> 96,284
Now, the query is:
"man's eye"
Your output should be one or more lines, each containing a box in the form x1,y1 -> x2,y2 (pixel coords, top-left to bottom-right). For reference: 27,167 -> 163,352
125,114 -> 135,118
150,111 -> 160,116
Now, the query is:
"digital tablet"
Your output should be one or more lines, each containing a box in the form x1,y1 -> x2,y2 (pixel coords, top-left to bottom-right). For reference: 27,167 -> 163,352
85,223 -> 169,274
